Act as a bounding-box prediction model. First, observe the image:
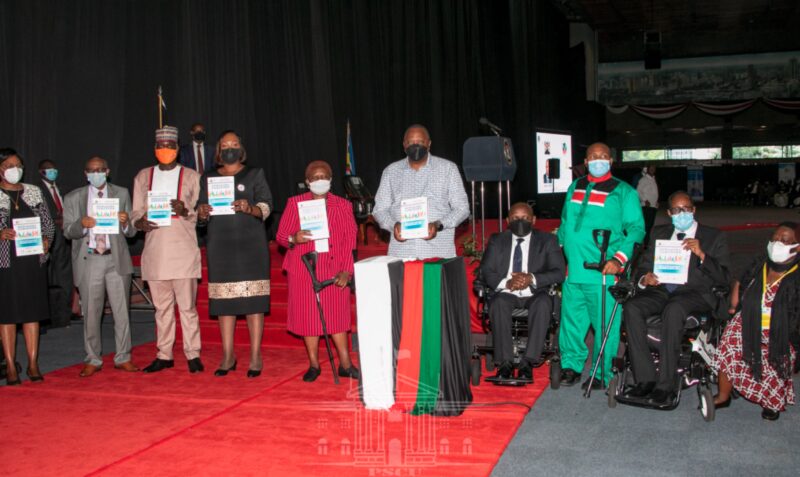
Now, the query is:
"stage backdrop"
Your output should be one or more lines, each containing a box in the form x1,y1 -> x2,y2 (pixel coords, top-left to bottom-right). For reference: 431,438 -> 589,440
0,0 -> 603,211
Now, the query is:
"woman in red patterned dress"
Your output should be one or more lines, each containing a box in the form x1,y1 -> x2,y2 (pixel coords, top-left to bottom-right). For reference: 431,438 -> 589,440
276,161 -> 359,382
714,222 -> 800,420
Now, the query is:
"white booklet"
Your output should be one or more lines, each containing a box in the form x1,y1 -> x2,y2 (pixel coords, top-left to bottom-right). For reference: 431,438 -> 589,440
400,196 -> 428,240
13,216 -> 43,256
92,198 -> 120,234
298,199 -> 330,240
208,176 -> 235,215
653,239 -> 692,285
147,191 -> 173,227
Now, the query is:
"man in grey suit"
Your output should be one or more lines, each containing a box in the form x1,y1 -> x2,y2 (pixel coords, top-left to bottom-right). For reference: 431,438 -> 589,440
63,156 -> 138,377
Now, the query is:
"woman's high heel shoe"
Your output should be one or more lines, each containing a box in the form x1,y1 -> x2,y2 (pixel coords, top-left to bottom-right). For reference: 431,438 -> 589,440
214,360 -> 237,377
4,362 -> 22,385
247,369 -> 261,378
27,367 -> 44,383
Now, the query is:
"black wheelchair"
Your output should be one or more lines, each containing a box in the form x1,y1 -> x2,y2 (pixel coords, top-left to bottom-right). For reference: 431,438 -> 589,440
607,283 -> 730,422
470,271 -> 562,387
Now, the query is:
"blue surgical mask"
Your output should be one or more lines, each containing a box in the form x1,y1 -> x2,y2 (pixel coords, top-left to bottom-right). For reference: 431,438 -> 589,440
43,168 -> 58,182
588,159 -> 611,178
87,172 -> 107,189
671,212 -> 694,231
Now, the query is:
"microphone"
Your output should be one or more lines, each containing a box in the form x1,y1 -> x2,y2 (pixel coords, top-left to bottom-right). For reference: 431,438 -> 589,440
479,117 -> 503,134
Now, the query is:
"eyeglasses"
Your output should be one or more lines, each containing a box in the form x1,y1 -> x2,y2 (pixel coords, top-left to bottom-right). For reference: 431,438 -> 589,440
668,206 -> 694,214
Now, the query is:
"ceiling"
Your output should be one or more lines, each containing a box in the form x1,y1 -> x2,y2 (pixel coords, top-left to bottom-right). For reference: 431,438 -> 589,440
551,0 -> 800,62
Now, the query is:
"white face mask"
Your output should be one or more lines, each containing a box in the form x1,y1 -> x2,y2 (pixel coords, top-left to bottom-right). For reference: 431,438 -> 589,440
3,167 -> 23,185
767,241 -> 798,264
308,179 -> 331,196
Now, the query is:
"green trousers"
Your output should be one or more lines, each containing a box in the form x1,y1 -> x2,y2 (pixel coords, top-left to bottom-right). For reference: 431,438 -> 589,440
559,279 -> 621,384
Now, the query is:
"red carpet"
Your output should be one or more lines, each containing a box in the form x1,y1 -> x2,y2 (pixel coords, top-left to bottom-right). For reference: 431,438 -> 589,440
1,345 -> 548,476
2,225 -> 548,476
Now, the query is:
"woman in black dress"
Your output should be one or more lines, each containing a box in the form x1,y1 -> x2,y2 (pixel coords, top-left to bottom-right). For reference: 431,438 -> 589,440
0,148 -> 55,385
198,131 -> 272,378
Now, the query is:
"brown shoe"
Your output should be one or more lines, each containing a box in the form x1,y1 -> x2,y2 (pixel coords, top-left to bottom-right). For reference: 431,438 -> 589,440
114,362 -> 140,372
79,364 -> 102,378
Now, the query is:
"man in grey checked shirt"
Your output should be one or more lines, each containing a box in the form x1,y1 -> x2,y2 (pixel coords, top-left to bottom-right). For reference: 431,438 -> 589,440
373,124 -> 469,259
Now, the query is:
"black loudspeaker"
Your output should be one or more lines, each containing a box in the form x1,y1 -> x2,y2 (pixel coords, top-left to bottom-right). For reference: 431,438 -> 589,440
547,158 -> 560,180
462,136 -> 517,181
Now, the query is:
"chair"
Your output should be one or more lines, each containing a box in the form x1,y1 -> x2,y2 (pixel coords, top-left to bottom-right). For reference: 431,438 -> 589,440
470,270 -> 561,387
607,284 -> 730,422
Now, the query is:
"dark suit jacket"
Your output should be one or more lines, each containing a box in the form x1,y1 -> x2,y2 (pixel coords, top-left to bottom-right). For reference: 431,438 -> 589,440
480,229 -> 566,296
179,142 -> 216,173
636,223 -> 731,308
39,179 -> 66,221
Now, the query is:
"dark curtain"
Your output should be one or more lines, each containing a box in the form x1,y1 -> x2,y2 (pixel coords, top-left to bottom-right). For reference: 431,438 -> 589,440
0,0 -> 597,211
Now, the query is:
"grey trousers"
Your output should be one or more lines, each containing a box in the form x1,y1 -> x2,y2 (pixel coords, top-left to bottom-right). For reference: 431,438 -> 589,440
79,255 -> 132,366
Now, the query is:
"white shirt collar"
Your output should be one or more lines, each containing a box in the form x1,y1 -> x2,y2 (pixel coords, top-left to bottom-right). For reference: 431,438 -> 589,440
673,221 -> 698,239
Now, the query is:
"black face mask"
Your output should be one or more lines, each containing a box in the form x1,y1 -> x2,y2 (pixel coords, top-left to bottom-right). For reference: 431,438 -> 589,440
220,148 -> 243,164
509,219 -> 532,237
193,131 -> 206,142
405,144 -> 428,162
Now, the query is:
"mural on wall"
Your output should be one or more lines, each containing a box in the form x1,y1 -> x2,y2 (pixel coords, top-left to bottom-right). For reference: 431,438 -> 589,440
598,51 -> 800,105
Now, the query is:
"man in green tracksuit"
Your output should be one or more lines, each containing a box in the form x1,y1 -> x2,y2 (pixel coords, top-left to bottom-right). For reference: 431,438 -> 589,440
557,143 -> 645,388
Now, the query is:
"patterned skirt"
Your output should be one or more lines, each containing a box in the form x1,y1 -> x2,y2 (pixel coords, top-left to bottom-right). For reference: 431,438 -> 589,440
713,313 -> 796,412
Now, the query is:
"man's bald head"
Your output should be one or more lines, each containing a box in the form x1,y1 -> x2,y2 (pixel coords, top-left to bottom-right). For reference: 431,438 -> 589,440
508,202 -> 535,223
585,142 -> 612,161
85,156 -> 108,172
403,124 -> 431,143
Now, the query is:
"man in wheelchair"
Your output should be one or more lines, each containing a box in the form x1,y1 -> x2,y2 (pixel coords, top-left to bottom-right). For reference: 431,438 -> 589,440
478,202 -> 566,382
622,191 -> 731,404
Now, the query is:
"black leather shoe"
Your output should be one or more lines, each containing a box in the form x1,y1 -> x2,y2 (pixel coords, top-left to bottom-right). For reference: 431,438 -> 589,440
761,408 -> 780,421
581,377 -> 605,390
627,381 -> 656,398
714,395 -> 731,409
187,358 -> 204,373
648,388 -> 676,404
517,362 -> 533,382
303,366 -> 321,382
338,365 -> 361,379
560,369 -> 581,386
214,360 -> 237,377
143,359 -> 174,373
495,362 -> 513,380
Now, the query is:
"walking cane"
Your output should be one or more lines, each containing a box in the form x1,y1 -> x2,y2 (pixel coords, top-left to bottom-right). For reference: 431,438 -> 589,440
301,251 -> 340,385
583,229 -> 611,396
583,241 -> 642,398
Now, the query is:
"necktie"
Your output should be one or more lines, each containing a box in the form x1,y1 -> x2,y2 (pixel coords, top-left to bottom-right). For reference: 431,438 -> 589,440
665,233 -> 687,293
513,238 -> 524,273
94,190 -> 107,254
51,184 -> 63,214
196,144 -> 204,175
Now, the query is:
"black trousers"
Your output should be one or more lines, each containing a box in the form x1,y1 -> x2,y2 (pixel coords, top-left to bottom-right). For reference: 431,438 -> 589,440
623,287 -> 710,391
46,230 -> 74,328
489,291 -> 551,365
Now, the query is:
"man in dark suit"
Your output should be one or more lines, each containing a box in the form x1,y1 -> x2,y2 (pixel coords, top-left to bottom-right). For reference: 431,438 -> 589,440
623,190 -> 730,403
38,159 -> 74,328
178,122 -> 215,175
479,202 -> 566,381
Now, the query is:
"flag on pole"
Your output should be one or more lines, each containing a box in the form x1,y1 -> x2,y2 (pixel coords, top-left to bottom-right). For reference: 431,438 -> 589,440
345,120 -> 355,176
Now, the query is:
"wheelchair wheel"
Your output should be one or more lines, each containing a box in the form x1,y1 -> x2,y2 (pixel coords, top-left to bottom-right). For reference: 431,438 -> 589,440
607,375 -> 618,408
470,357 -> 481,386
485,353 -> 495,372
549,359 -> 561,390
698,385 -> 715,422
